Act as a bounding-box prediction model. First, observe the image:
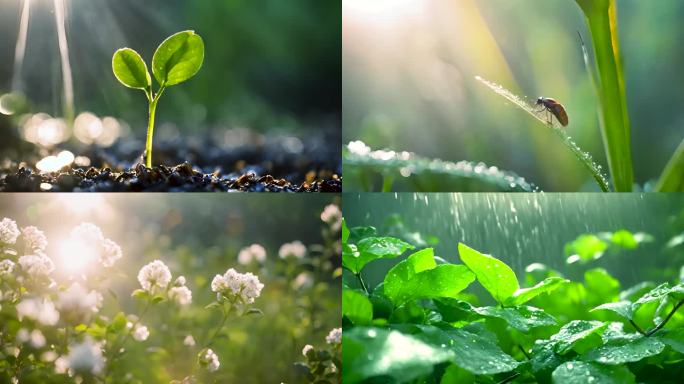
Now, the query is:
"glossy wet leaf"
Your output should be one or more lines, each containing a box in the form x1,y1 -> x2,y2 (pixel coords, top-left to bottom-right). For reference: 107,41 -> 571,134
505,276 -> 569,306
582,333 -> 665,364
112,48 -> 151,90
152,30 -> 204,86
551,361 -> 635,384
659,328 -> 684,354
473,305 -> 556,332
564,234 -> 607,263
343,289 -> 373,325
591,301 -> 634,320
384,248 -> 475,306
342,236 -> 414,274
550,320 -> 608,355
584,268 -> 620,305
405,325 -> 520,375
458,243 -> 518,304
342,327 -> 453,384
530,341 -> 568,379
439,364 -> 476,384
634,283 -> 673,306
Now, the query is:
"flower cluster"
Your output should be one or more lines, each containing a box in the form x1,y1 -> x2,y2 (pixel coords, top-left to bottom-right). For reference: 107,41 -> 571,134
320,204 -> 342,232
136,260 -> 193,306
56,283 -> 103,324
21,226 -> 48,252
199,348 -> 220,372
137,260 -> 172,293
299,327 -> 342,383
278,240 -> 307,259
237,244 -> 267,265
0,217 -> 21,244
325,327 -> 342,345
211,268 -> 264,305
69,222 -> 123,268
18,253 -> 55,279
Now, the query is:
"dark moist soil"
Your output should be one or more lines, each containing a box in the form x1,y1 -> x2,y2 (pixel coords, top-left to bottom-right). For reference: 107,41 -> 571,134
0,131 -> 341,192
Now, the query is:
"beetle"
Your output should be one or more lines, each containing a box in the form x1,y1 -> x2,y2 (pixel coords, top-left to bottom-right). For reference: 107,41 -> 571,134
535,97 -> 569,127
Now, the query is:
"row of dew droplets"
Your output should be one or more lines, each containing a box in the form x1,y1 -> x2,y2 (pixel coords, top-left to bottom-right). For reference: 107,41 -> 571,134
474,75 -> 610,192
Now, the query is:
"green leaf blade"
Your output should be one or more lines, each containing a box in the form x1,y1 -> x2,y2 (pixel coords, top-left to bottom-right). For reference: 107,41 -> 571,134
343,289 -> 373,325
112,48 -> 151,90
473,305 -> 557,332
506,276 -> 569,306
384,248 -> 475,306
458,243 -> 518,304
152,30 -> 205,87
551,361 -> 635,384
343,237 -> 414,274
591,301 -> 635,320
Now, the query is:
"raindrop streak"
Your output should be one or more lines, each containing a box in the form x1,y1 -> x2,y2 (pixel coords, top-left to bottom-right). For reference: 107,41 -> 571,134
54,0 -> 75,123
474,75 -> 610,192
12,0 -> 31,92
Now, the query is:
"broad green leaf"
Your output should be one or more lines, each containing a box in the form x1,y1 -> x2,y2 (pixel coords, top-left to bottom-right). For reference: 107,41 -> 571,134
384,248 -> 475,306
564,234 -> 607,264
610,230 -> 638,249
343,237 -> 414,274
152,30 -> 204,86
131,288 -> 150,300
112,48 -> 151,90
439,364 -> 476,384
551,361 -> 635,384
659,328 -> 684,354
342,327 -> 453,384
458,243 -> 518,304
505,277 -> 569,306
343,289 -> 373,325
634,283 -> 672,306
404,325 -> 520,375
585,268 -> 620,305
666,233 -> 684,249
342,219 -> 349,243
581,333 -> 665,364
550,320 -> 608,355
109,312 -> 127,332
530,341 -> 568,379
473,305 -> 556,332
591,301 -> 635,320
349,226 -> 377,242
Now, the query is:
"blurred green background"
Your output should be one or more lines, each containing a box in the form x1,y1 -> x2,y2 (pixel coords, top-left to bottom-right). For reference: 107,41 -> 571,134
343,0 -> 683,190
344,193 -> 684,293
0,194 -> 341,383
0,0 -> 340,134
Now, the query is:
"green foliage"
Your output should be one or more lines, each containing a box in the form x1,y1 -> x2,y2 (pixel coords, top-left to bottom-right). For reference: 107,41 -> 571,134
112,30 -> 204,167
564,230 -> 653,264
575,0 -> 634,191
342,236 -> 414,274
342,222 -> 684,383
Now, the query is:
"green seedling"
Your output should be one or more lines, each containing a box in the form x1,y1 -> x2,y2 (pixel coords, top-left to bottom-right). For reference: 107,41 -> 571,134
112,30 -> 204,167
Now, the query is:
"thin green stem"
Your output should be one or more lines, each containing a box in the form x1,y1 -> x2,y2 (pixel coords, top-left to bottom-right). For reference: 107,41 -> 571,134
654,137 -> 684,192
144,87 -> 165,168
355,272 -> 369,295
381,175 -> 394,192
645,299 -> 684,337
629,319 -> 646,336
204,307 -> 230,348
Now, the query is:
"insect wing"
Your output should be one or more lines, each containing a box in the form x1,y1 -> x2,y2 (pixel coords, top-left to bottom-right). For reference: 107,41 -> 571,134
551,103 -> 569,126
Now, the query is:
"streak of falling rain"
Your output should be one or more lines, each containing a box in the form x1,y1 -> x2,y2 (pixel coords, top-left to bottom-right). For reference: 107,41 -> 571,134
344,193 -> 684,291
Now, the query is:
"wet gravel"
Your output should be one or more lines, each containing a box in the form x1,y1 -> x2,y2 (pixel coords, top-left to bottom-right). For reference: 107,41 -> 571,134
0,128 -> 341,192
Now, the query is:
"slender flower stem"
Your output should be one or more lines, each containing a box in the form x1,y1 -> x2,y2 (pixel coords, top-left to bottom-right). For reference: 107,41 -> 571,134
204,307 -> 231,348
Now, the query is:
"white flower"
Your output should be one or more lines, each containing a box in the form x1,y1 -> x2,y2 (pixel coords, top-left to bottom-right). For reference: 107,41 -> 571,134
57,283 -> 102,322
237,244 -> 267,265
347,140 -> 371,156
137,260 -> 172,292
302,344 -> 314,357
199,349 -> 220,372
71,223 -> 104,244
67,337 -> 104,375
18,329 -> 46,348
169,286 -> 192,306
278,241 -> 307,259
54,356 -> 69,374
0,218 -> 20,244
133,324 -> 149,341
16,298 -> 59,325
325,328 -> 342,345
21,226 -> 48,252
293,272 -> 313,290
100,238 -> 122,268
175,276 -> 186,286
320,204 -> 342,231
211,268 -> 264,304
18,254 -> 55,278
183,335 -> 196,347
0,259 -> 15,277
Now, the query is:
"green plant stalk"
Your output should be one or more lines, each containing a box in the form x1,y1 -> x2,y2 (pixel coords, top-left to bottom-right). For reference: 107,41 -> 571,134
576,0 -> 634,191
654,138 -> 684,192
145,87 -> 165,168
